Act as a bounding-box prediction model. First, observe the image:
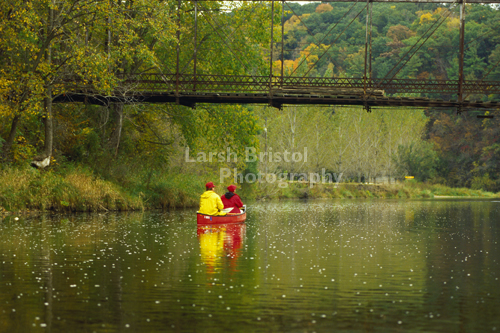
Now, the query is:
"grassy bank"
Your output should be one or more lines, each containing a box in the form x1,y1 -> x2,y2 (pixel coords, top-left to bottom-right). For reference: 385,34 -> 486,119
1,166 -> 498,214
0,166 -> 142,213
253,180 -> 500,200
0,166 -> 204,213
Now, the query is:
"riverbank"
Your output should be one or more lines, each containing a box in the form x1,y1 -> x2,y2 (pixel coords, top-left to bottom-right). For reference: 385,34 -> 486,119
256,181 -> 499,200
1,166 -> 498,214
0,166 -> 203,214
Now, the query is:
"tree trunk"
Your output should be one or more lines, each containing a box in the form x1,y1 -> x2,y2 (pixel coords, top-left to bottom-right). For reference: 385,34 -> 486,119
2,114 -> 21,159
264,117 -> 268,177
30,2 -> 54,169
30,96 -> 53,169
109,103 -> 124,157
43,92 -> 54,158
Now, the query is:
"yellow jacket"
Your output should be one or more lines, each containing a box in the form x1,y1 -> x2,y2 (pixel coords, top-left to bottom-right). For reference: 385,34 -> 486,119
199,190 -> 227,216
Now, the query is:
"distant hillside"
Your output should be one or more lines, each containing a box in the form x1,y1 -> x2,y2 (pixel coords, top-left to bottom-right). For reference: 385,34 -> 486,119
279,2 -> 500,100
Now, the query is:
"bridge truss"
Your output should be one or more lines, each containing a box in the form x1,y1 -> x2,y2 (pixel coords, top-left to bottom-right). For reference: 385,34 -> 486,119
57,0 -> 500,111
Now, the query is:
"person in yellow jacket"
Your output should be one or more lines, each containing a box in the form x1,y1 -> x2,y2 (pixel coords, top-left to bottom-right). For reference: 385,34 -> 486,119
198,182 -> 227,216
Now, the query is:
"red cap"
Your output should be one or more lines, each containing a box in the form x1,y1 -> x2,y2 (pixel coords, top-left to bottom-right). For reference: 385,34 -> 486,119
205,182 -> 215,190
227,184 -> 237,192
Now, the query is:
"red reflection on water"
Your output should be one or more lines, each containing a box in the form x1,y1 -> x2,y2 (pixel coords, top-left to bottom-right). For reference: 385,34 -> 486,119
197,223 -> 246,274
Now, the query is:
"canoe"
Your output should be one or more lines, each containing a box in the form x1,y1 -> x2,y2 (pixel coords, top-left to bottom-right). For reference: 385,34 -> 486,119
197,211 -> 246,225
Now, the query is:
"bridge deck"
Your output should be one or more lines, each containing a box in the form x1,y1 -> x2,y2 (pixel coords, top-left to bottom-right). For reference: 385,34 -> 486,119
55,91 -> 500,110
54,75 -> 500,109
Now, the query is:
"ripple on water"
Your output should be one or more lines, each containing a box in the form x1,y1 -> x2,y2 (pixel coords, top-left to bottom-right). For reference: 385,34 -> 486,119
0,201 -> 499,331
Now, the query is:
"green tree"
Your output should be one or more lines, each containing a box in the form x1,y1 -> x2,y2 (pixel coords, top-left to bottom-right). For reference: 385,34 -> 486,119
394,141 -> 440,181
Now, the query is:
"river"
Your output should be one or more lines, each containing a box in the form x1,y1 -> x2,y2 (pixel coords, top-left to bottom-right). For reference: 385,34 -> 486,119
1,199 -> 499,332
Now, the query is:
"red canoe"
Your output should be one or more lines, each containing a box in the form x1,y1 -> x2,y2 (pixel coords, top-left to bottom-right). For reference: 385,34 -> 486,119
197,211 -> 246,225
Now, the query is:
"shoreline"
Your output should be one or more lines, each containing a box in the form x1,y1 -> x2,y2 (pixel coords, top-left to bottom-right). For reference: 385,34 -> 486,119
1,168 -> 498,215
2,195 -> 498,217
252,181 -> 499,201
3,195 -> 499,218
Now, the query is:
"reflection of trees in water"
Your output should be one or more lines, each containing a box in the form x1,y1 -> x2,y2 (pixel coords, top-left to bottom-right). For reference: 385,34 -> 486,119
249,200 -> 500,320
1,203 -> 499,331
0,211 -> 182,330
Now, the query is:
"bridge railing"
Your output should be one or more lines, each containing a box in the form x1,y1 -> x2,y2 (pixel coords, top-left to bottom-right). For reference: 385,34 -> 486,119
61,73 -> 500,96
122,73 -> 500,95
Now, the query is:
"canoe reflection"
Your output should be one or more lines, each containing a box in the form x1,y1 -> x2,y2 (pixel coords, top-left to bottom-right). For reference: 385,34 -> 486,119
197,223 -> 246,273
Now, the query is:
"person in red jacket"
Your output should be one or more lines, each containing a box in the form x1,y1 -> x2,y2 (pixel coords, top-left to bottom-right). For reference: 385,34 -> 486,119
221,184 -> 244,214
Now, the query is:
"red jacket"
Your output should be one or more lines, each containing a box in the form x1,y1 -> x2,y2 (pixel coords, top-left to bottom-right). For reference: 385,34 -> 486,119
221,192 -> 244,213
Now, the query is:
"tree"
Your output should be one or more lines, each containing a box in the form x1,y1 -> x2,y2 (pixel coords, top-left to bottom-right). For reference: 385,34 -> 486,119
0,0 -> 121,164
316,4 -> 333,14
394,141 -> 440,181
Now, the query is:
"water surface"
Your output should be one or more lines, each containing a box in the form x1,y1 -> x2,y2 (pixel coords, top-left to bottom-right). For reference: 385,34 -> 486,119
1,200 -> 499,332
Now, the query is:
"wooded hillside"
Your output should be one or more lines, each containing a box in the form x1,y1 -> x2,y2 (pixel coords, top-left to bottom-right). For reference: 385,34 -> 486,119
1,0 -> 499,201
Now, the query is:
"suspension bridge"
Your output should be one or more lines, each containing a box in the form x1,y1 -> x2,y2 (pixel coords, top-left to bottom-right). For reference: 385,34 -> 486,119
55,0 -> 500,112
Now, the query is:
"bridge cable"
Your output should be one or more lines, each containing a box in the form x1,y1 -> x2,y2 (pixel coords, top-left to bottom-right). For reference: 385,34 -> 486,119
284,3 -> 326,76
302,2 -> 367,78
287,0 -> 361,76
179,1 -> 263,75
366,1 -> 460,99
464,54 -> 500,101
197,2 -> 261,83
382,4 -> 458,84
464,29 -> 495,52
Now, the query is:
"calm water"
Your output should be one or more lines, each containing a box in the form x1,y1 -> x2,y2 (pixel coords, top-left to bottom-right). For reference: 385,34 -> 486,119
1,200 -> 499,332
